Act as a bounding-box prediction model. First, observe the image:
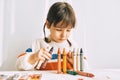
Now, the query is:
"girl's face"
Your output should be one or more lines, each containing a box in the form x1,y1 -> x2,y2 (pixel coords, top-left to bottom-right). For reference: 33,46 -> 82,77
48,22 -> 72,43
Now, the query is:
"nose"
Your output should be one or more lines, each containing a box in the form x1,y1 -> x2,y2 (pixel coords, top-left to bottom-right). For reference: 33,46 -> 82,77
61,30 -> 66,38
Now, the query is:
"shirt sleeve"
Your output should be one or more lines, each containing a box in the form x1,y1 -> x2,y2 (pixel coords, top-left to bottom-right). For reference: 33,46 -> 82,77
16,52 -> 37,70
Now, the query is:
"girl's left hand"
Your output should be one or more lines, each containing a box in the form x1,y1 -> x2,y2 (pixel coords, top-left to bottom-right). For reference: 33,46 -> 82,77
67,51 -> 73,65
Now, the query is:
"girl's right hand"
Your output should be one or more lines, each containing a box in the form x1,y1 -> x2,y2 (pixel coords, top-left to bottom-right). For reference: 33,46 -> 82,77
36,48 -> 52,62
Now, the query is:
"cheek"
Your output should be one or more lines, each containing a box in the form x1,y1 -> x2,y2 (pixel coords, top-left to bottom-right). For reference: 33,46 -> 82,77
51,31 -> 60,37
55,32 -> 61,37
66,32 -> 71,37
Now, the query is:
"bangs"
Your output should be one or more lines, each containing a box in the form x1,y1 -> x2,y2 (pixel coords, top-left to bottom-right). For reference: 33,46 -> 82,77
54,21 -> 73,28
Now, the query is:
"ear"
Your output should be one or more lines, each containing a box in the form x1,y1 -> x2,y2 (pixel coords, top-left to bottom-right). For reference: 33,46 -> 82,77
46,20 -> 51,29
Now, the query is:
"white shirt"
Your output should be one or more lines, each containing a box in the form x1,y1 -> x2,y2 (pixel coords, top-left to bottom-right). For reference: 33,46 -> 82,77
16,38 -> 78,70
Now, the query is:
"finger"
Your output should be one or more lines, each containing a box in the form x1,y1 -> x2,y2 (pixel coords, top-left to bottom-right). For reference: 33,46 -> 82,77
71,52 -> 74,59
43,48 -> 49,52
67,51 -> 72,58
67,51 -> 70,58
39,56 -> 45,61
38,48 -> 44,57
42,53 -> 51,60
70,51 -> 73,58
67,56 -> 73,65
43,50 -> 52,58
38,48 -> 51,58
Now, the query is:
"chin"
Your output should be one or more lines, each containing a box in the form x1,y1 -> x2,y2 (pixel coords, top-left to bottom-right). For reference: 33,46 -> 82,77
57,40 -> 66,43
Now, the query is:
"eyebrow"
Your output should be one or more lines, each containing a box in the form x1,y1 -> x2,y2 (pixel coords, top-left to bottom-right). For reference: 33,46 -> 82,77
55,27 -> 72,30
55,25 -> 72,28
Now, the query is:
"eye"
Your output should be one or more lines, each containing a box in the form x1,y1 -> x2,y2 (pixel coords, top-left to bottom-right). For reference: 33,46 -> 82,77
67,29 -> 71,32
55,28 -> 62,31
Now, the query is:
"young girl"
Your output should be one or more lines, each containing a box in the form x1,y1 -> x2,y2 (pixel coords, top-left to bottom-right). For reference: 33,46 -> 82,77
16,2 -> 94,77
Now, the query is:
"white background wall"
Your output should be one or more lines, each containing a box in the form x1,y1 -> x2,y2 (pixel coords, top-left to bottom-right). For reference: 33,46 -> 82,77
0,0 -> 120,71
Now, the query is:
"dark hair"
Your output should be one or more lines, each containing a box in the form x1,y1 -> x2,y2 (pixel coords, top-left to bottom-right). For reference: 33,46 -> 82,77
43,2 -> 76,47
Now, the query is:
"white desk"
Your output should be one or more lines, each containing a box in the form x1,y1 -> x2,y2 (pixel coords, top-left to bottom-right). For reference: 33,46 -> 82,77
0,69 -> 120,80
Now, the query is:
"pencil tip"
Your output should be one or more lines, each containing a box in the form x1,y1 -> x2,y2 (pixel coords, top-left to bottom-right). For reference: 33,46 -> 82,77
80,48 -> 83,53
50,47 -> 54,51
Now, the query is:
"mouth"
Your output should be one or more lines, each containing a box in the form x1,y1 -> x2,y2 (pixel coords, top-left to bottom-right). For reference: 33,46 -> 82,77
59,39 -> 66,41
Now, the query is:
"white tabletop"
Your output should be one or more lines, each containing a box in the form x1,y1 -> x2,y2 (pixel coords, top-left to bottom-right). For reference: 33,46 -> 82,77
0,69 -> 120,80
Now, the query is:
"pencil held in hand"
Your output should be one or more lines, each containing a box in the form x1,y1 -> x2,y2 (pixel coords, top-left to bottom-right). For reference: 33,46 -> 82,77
41,47 -> 54,68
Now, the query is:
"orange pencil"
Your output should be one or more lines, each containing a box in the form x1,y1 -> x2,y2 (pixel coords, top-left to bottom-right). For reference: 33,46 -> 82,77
63,48 -> 67,74
57,48 -> 61,74
76,70 -> 95,78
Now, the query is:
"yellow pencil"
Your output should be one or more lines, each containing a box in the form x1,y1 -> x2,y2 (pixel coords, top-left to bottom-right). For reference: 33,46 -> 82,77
63,48 -> 67,74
